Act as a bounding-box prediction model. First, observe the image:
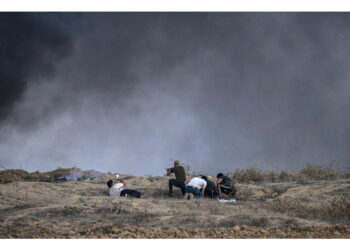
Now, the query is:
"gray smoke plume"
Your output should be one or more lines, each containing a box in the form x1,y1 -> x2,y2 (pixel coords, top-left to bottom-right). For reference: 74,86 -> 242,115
0,13 -> 76,125
1,13 -> 350,175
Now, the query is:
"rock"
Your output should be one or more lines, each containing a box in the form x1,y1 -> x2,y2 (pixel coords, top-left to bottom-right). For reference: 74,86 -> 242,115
233,225 -> 241,232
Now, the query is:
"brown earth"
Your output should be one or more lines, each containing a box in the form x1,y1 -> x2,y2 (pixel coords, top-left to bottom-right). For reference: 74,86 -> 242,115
0,174 -> 349,238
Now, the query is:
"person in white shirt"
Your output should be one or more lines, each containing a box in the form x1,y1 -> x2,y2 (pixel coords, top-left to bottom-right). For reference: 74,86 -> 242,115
184,176 -> 207,199
106,179 -> 141,198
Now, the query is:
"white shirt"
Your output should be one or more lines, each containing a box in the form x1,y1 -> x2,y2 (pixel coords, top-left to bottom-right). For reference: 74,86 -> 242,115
109,183 -> 124,197
187,177 -> 207,189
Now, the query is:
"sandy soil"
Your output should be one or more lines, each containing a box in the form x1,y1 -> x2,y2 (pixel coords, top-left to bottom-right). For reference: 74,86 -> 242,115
0,175 -> 349,238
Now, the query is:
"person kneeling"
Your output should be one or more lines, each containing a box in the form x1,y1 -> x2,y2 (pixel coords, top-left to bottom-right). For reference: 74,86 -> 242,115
204,178 -> 219,199
216,173 -> 236,199
107,179 -> 141,198
183,176 -> 207,199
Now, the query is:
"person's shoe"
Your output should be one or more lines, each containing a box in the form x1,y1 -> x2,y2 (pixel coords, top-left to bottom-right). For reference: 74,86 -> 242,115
168,193 -> 174,197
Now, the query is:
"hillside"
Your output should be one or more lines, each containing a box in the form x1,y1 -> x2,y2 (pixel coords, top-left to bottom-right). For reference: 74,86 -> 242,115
0,170 -> 349,238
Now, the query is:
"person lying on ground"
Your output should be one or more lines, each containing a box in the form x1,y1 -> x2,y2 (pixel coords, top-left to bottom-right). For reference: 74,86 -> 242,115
216,173 -> 236,198
166,160 -> 186,197
106,179 -> 141,198
204,178 -> 219,199
184,175 -> 207,199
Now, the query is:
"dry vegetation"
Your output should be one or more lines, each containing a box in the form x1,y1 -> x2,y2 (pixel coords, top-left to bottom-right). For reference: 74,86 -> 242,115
0,165 -> 349,238
233,164 -> 345,183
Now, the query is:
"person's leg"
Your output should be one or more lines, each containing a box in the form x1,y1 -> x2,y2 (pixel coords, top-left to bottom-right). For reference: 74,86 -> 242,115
168,179 -> 176,195
218,184 -> 234,198
171,180 -> 186,196
212,190 -> 219,198
180,182 -> 186,196
173,180 -> 186,196
193,188 -> 201,198
217,184 -> 223,198
204,189 -> 211,198
183,185 -> 191,199
205,189 -> 218,199
120,189 -> 141,198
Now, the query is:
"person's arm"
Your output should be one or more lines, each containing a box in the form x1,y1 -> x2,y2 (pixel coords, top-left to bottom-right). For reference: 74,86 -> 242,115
166,167 -> 174,176
118,179 -> 126,187
216,178 -> 222,184
201,181 -> 207,197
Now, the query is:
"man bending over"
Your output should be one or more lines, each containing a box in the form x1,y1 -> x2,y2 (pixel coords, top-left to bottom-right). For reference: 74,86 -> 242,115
183,176 -> 207,199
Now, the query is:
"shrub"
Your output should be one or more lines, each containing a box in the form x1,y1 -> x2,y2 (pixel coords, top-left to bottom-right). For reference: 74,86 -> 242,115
299,164 -> 339,181
233,167 -> 265,183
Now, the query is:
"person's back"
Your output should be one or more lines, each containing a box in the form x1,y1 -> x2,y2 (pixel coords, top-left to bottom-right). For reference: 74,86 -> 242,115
204,179 -> 219,198
187,177 -> 207,190
167,160 -> 187,196
185,176 -> 207,198
109,182 -> 124,197
171,165 -> 186,182
220,175 -> 233,186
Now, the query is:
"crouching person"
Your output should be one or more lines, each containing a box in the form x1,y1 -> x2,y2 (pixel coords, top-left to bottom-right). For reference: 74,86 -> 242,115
167,160 -> 187,197
183,176 -> 207,199
216,173 -> 236,199
204,178 -> 219,199
107,179 -> 141,198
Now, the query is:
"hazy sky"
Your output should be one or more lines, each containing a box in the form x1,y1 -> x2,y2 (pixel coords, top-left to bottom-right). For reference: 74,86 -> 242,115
1,13 -> 350,175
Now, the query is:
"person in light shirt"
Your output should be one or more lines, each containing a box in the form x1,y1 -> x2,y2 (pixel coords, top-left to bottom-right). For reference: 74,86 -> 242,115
183,176 -> 207,199
106,178 -> 141,198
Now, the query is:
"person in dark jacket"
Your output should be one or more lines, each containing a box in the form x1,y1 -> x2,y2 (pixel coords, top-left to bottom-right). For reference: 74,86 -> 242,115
216,173 -> 236,198
204,178 -> 219,199
167,160 -> 186,197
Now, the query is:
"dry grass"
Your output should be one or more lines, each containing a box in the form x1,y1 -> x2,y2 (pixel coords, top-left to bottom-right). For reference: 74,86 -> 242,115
269,195 -> 350,223
0,168 -> 350,238
233,164 -> 346,184
0,168 -> 106,183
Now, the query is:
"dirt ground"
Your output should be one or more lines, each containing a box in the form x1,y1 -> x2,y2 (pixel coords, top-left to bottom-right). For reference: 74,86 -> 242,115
0,175 -> 349,238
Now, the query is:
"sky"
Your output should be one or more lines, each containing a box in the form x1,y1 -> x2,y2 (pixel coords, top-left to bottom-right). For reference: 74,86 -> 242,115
1,12 -> 350,175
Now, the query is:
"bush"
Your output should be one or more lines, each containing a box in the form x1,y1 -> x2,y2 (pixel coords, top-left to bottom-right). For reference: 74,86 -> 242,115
298,164 -> 339,181
233,167 -> 265,183
232,164 -> 346,183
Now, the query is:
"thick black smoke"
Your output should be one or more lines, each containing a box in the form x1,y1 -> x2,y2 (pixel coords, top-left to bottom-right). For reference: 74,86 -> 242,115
0,13 -> 74,124
1,13 -> 350,174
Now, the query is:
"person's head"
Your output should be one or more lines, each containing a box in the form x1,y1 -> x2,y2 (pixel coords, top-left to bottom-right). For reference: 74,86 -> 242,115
107,180 -> 114,188
201,175 -> 208,181
174,160 -> 180,167
216,173 -> 224,179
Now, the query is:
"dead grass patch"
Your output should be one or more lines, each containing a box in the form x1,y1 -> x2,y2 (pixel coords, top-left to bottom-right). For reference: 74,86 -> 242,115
233,164 -> 346,184
270,195 -> 350,222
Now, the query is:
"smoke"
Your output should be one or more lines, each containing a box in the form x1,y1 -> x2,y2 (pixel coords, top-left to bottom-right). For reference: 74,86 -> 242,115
63,169 -> 105,181
0,13 -> 76,126
1,13 -> 350,175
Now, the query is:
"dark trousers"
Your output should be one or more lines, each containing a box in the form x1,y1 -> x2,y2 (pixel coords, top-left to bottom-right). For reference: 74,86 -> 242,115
120,189 -> 141,198
204,189 -> 219,199
169,179 -> 186,195
217,184 -> 236,198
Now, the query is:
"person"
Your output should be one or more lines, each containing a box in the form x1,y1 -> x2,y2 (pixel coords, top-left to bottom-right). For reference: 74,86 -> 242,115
183,175 -> 207,199
106,179 -> 141,198
204,178 -> 219,199
216,173 -> 236,198
167,160 -> 186,197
